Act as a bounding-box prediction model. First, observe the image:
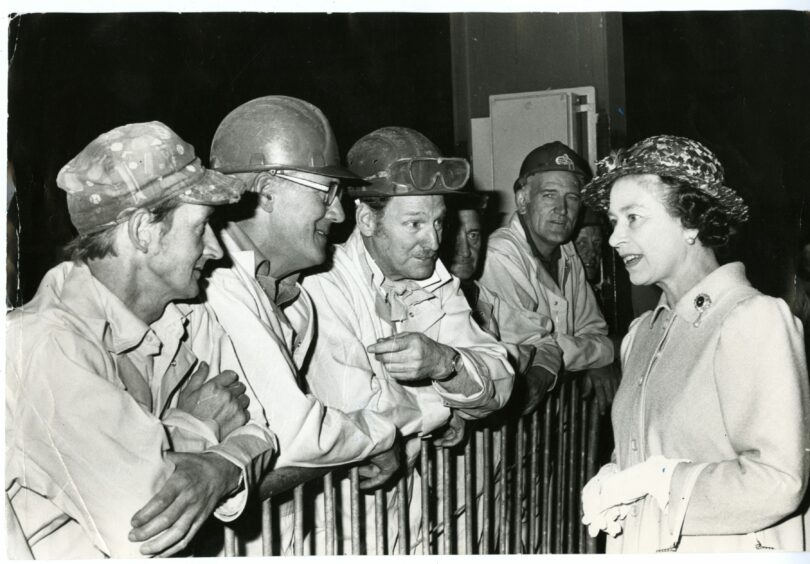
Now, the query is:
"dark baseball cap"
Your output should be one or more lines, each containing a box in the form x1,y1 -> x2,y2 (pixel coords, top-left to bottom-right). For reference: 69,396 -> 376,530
513,141 -> 592,192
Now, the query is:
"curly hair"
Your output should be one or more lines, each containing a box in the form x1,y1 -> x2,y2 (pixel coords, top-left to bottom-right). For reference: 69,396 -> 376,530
64,196 -> 182,262
658,176 -> 738,249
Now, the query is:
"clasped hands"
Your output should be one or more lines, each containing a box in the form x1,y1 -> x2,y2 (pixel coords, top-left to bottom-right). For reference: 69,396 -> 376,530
129,361 -> 252,556
581,455 -> 686,538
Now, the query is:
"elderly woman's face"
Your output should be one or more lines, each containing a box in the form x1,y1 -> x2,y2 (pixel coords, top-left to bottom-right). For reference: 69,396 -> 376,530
607,174 -> 692,288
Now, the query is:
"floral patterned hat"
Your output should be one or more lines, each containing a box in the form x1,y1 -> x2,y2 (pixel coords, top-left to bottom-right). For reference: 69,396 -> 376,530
57,121 -> 245,235
581,135 -> 749,222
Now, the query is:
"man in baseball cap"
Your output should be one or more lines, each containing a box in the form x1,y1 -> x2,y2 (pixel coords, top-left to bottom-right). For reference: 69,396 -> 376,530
6,121 -> 276,558
479,141 -> 615,412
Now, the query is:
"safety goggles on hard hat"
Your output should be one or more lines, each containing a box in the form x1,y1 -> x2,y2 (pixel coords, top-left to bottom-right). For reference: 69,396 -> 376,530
268,170 -> 343,206
367,157 -> 470,191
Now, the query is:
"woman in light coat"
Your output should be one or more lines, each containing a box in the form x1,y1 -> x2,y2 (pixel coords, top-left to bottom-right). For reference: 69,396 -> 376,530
579,135 -> 809,552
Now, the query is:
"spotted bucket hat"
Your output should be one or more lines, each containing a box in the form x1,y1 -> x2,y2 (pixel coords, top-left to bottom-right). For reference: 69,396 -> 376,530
57,121 -> 245,235
581,135 -> 749,222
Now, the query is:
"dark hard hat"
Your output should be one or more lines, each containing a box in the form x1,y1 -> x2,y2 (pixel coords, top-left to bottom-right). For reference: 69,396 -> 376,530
210,95 -> 358,180
347,127 -> 469,197
514,141 -> 592,192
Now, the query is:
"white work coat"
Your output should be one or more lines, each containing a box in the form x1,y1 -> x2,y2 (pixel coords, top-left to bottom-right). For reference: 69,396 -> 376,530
302,228 -> 514,452
6,262 -> 274,559
480,213 -> 613,374
301,228 -> 515,553
205,227 -> 397,468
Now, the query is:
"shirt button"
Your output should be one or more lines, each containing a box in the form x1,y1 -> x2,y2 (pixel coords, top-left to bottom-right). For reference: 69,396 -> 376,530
408,312 -> 414,318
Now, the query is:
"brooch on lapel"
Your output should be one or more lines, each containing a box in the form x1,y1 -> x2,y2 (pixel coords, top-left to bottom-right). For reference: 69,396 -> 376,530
693,293 -> 712,327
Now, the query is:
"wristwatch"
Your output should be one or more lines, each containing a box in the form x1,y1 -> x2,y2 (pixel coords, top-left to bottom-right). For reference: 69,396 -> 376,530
435,349 -> 463,382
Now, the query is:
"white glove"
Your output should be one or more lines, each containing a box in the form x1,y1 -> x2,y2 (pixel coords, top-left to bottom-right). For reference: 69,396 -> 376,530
581,463 -> 619,519
599,455 -> 688,512
582,463 -> 631,538
581,456 -> 688,539
584,504 -> 630,538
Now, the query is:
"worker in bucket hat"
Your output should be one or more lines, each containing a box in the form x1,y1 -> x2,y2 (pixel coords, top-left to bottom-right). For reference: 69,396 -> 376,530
6,121 -> 276,558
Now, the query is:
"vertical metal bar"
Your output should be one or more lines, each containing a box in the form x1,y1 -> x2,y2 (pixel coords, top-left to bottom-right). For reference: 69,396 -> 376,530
567,378 -> 579,553
323,473 -> 336,556
578,393 -> 589,554
261,498 -> 273,556
442,447 -> 453,555
515,417 -> 525,553
435,442 -> 444,555
555,386 -> 566,554
397,474 -> 409,555
294,485 -> 305,556
481,428 -> 492,555
223,526 -> 237,557
374,489 -> 386,555
529,410 -> 540,553
498,423 -> 509,553
350,467 -> 362,555
541,398 -> 553,553
464,437 -> 475,554
421,438 -> 431,555
585,399 -> 600,554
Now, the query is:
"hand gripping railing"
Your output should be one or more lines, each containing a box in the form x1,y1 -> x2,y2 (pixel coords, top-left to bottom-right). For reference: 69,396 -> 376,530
210,375 -> 604,556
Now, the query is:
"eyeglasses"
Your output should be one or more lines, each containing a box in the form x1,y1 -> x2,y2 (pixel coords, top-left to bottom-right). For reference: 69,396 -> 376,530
367,157 -> 470,191
268,170 -> 343,207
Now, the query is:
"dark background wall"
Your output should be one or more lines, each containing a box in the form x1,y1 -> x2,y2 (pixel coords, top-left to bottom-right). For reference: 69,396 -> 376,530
623,11 -> 810,300
8,11 -> 810,316
7,12 -> 455,303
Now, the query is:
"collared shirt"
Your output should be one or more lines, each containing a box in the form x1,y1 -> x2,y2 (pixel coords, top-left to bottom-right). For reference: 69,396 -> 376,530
519,213 -> 562,287
301,228 -> 515,462
609,262 -> 809,552
480,213 -> 612,375
202,224 -> 397,469
6,262 -> 275,559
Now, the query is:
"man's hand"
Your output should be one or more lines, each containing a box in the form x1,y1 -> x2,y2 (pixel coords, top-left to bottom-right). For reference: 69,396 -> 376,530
129,452 -> 241,556
433,411 -> 466,448
367,332 -> 456,382
512,365 -> 556,416
177,362 -> 250,439
581,364 -> 619,416
357,444 -> 401,491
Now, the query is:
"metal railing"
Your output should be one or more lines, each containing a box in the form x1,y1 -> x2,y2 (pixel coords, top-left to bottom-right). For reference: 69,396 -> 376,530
209,375 -> 604,556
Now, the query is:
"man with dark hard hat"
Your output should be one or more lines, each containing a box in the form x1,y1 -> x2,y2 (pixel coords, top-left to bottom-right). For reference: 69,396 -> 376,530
205,96 -> 400,554
6,122 -> 276,558
480,141 -> 615,410
301,126 -> 514,553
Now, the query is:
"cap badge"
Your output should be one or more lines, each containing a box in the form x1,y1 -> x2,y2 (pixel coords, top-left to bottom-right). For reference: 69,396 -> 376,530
555,154 -> 575,169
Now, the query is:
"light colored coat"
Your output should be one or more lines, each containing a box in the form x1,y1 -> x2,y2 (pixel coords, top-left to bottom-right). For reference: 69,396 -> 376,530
302,228 -> 515,451
301,228 -> 515,553
205,228 -> 397,468
610,262 -> 810,552
5,262 -> 274,558
480,213 -> 612,375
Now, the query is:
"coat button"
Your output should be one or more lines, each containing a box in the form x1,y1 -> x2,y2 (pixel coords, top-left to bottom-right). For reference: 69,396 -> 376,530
630,439 -> 638,451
